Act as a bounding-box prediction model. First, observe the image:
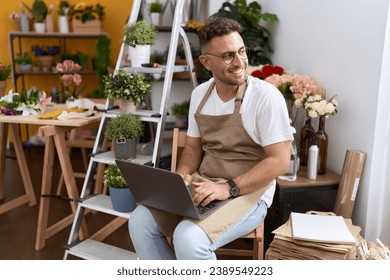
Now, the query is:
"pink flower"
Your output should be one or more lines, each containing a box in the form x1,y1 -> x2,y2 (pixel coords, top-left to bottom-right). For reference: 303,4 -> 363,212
34,91 -> 52,113
56,60 -> 83,98
265,71 -> 320,125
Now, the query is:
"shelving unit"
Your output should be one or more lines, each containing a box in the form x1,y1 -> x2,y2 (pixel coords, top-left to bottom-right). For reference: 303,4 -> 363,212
8,31 -> 109,91
63,0 -> 198,260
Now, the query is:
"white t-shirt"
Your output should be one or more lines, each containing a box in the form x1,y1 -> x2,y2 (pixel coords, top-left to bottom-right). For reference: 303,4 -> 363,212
187,76 -> 294,207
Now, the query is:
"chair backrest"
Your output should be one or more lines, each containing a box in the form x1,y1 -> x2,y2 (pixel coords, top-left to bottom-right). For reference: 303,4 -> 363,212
171,128 -> 187,172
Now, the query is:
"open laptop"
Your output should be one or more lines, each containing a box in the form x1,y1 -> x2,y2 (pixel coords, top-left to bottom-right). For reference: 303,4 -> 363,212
115,160 -> 231,220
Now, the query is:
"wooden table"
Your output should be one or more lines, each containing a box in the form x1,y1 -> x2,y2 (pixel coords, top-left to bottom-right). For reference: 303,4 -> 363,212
0,108 -> 102,250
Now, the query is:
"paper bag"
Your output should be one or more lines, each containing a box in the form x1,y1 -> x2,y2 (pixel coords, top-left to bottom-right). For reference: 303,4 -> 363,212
333,150 -> 366,218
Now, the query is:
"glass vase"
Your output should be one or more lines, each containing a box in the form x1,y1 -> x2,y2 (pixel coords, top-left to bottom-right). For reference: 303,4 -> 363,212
299,116 -> 315,166
278,141 -> 299,181
316,116 -> 328,175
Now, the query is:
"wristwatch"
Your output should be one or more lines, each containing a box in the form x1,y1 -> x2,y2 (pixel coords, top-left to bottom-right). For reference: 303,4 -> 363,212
227,179 -> 240,198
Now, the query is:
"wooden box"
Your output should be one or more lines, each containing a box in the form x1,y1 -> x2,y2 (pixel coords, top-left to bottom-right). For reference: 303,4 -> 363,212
72,20 -> 102,34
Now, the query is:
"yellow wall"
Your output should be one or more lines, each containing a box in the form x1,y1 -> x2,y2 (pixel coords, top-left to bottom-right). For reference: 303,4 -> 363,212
0,0 -> 133,95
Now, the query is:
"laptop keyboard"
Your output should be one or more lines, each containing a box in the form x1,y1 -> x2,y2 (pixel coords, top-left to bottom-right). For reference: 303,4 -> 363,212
196,202 -> 217,215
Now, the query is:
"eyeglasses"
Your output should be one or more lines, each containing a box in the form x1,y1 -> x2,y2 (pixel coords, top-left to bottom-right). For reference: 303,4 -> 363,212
204,47 -> 248,65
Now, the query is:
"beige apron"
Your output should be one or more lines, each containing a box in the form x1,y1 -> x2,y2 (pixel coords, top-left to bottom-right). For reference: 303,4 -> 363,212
149,80 -> 274,243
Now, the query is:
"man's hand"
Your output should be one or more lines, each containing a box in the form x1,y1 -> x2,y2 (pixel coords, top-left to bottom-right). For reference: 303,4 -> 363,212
191,181 -> 230,206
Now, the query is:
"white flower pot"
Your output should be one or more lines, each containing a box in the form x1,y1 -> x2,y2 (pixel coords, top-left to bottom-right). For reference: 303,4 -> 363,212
120,98 -> 137,113
127,45 -> 151,67
34,22 -> 46,33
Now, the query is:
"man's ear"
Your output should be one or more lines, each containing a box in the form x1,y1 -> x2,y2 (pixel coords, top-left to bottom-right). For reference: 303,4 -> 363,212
199,55 -> 211,71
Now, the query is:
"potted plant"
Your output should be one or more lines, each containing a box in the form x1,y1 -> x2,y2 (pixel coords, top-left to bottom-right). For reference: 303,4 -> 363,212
32,45 -> 60,71
58,0 -> 70,33
104,113 -> 144,160
123,20 -> 158,67
91,36 -> 111,98
171,100 -> 190,127
212,0 -> 278,66
103,69 -> 151,112
103,163 -> 137,212
14,52 -> 33,72
31,0 -> 48,33
0,62 -> 12,96
149,1 -> 163,25
69,3 -> 105,33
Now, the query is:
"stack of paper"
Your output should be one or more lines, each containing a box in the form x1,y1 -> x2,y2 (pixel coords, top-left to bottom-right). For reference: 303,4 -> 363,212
265,212 -> 361,260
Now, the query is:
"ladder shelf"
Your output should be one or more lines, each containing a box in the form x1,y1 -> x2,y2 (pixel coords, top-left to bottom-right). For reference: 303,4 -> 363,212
64,0 -> 198,260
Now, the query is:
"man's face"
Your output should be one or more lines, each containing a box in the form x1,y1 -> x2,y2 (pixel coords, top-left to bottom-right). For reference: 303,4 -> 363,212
200,32 -> 248,86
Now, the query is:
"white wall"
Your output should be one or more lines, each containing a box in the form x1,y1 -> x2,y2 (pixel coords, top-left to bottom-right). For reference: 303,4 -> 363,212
258,0 -> 390,243
169,0 -> 390,243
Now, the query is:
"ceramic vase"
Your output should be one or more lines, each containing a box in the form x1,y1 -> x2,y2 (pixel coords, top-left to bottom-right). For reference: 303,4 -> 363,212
20,12 -> 30,32
46,14 -> 54,32
108,187 -> 137,212
34,22 -> 46,33
128,45 -> 151,67
120,98 -> 137,113
58,15 -> 69,33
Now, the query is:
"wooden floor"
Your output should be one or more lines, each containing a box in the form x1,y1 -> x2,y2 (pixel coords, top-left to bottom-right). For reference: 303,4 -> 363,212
0,145 -> 251,260
0,145 -> 134,260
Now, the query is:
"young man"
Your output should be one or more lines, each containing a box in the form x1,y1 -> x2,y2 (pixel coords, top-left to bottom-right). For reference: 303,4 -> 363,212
129,17 -> 293,260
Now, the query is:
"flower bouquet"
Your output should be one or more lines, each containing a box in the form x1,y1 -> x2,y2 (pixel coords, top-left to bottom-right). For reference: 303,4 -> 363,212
304,94 -> 338,119
0,88 -> 51,116
256,65 -> 320,126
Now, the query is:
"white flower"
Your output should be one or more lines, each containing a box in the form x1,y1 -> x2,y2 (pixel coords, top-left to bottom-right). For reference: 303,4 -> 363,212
0,89 -> 19,103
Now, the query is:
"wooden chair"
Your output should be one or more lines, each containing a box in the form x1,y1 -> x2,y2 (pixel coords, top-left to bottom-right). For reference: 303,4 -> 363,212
171,128 -> 264,260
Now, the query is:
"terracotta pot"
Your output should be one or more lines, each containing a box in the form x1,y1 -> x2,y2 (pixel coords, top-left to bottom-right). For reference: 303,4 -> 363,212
0,80 -> 7,96
37,55 -> 54,69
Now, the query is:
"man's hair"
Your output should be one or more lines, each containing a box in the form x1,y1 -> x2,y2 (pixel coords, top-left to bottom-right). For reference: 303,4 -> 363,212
198,17 -> 243,49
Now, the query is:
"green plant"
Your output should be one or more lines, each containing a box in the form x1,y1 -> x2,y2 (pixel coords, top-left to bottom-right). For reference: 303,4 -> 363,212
150,1 -> 163,13
104,113 -> 144,140
15,52 -> 33,64
171,100 -> 190,117
0,63 -> 12,81
211,0 -> 278,65
103,69 -> 151,105
69,3 -> 105,23
58,0 -> 70,15
103,163 -> 127,189
150,51 -> 165,65
124,20 -> 157,46
60,52 -> 88,68
92,36 -> 111,98
31,0 -> 48,22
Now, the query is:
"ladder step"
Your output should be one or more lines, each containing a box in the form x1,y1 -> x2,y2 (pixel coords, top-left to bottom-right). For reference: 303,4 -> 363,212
79,194 -> 133,218
66,239 -> 137,260
105,110 -> 162,123
90,151 -> 153,165
121,65 -> 189,74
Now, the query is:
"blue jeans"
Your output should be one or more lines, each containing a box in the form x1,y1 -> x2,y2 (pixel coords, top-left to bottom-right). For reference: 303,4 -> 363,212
128,199 -> 267,260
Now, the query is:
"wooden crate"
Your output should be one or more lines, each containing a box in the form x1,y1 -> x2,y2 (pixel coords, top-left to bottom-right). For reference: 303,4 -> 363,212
72,20 -> 102,34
